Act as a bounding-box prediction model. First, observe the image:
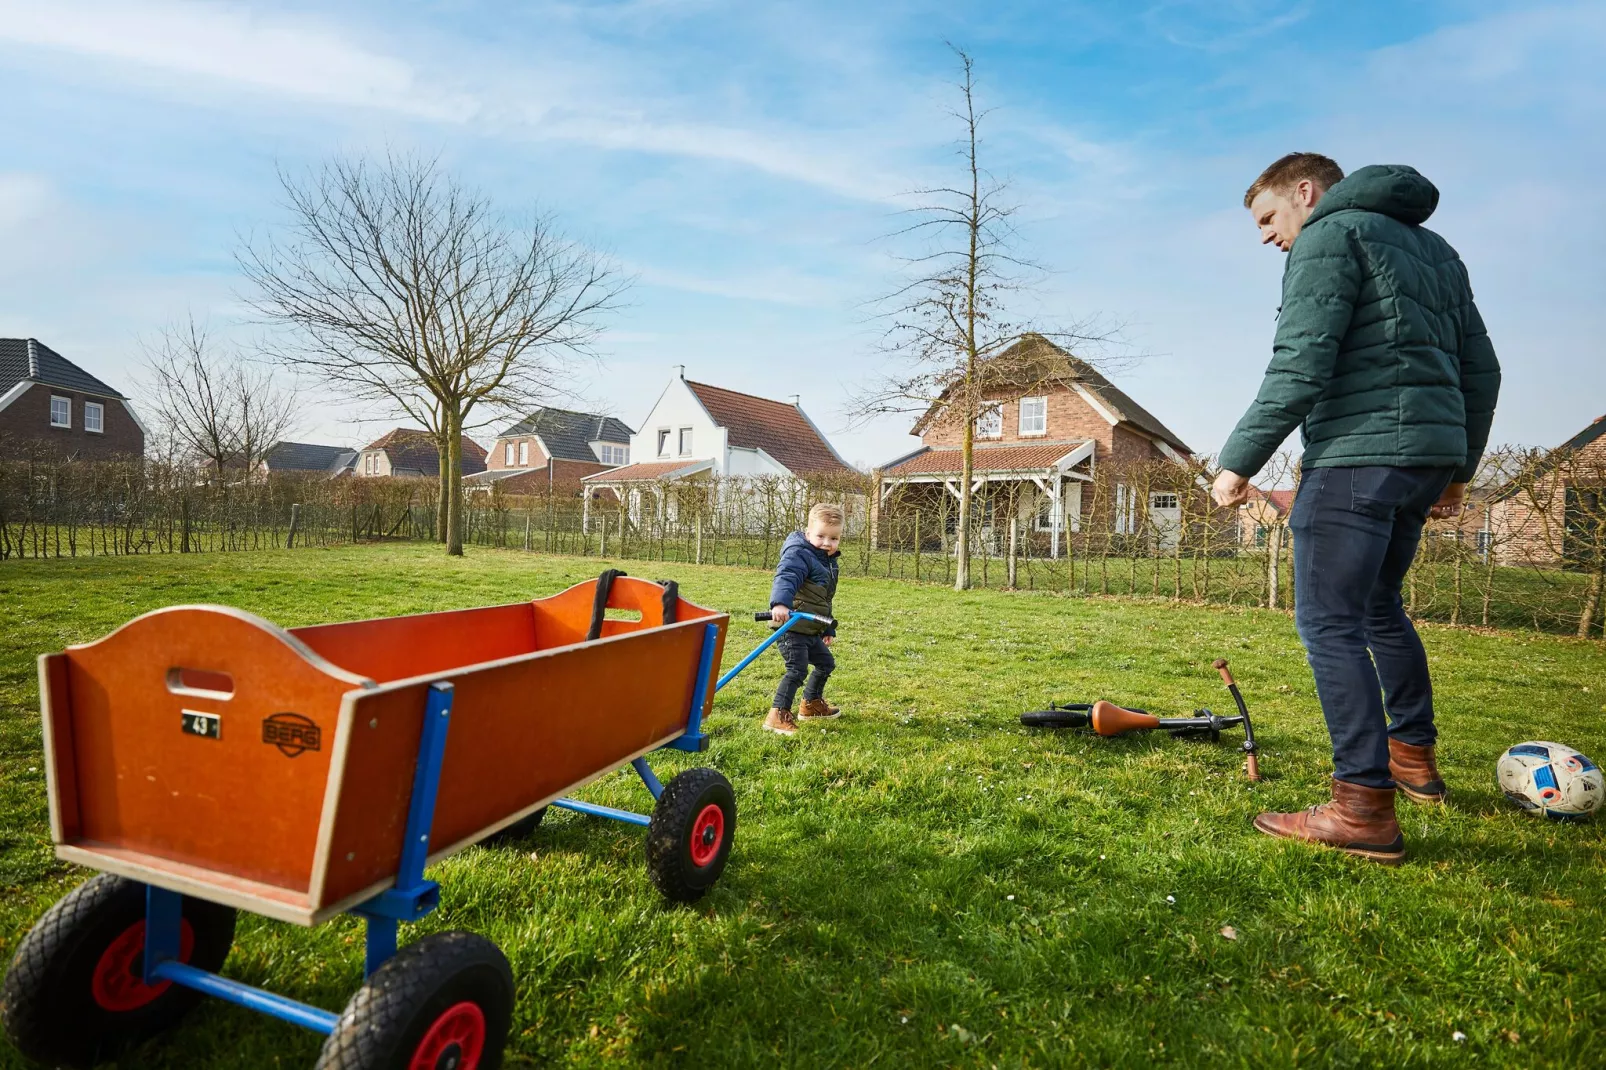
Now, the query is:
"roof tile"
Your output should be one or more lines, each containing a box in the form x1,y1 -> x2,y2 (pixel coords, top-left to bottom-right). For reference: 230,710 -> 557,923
685,380 -> 851,475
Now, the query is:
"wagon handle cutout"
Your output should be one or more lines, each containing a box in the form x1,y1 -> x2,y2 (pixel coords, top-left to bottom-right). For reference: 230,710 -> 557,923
165,667 -> 236,700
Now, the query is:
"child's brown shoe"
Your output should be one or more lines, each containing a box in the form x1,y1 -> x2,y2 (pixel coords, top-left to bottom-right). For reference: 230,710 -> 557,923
763,708 -> 799,735
798,698 -> 841,720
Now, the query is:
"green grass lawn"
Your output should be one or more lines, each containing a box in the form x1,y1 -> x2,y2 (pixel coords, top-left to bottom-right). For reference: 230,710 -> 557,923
2,544 -> 1603,1068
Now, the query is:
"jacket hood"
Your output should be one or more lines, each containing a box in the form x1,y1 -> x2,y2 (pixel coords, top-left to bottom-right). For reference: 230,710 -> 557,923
1308,164 -> 1439,227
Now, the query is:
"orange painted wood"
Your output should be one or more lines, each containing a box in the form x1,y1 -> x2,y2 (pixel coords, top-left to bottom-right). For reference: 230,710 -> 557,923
56,606 -> 368,894
38,653 -> 81,842
317,618 -> 716,908
292,602 -> 540,684
42,577 -> 730,922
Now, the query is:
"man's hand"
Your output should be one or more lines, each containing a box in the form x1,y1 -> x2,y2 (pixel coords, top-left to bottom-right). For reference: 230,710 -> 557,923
770,604 -> 791,623
1429,482 -> 1468,520
822,635 -> 833,646
1212,470 -> 1252,509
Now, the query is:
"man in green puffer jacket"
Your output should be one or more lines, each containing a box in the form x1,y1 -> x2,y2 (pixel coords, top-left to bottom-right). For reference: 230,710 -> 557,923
1212,154 -> 1501,864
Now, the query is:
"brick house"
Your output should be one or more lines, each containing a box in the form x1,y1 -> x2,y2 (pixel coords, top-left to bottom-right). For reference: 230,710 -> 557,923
1487,414 -> 1606,568
875,334 -> 1194,555
353,428 -> 488,479
581,372 -> 853,529
464,408 -> 633,497
1239,487 -> 1294,547
0,338 -> 146,460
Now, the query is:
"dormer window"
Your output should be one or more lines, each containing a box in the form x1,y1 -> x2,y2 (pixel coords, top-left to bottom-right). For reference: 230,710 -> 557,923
1019,396 -> 1047,437
601,444 -> 628,465
50,396 -> 71,428
976,405 -> 1002,439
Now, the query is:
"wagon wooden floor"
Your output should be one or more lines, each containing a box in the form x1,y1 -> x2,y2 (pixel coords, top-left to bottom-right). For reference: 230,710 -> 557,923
2,544 -> 1603,1068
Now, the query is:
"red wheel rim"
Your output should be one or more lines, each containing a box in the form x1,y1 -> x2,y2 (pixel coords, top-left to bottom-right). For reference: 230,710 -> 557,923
410,1001 -> 486,1070
91,919 -> 195,1012
689,803 -> 725,868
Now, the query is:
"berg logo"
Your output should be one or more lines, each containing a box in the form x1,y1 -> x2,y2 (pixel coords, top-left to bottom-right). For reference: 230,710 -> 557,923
262,712 -> 322,758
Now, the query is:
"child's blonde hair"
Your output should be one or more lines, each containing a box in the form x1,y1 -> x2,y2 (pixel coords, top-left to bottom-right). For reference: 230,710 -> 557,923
808,502 -> 845,529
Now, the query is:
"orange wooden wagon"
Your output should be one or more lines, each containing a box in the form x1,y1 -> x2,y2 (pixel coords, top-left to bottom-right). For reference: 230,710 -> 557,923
3,572 -> 748,1069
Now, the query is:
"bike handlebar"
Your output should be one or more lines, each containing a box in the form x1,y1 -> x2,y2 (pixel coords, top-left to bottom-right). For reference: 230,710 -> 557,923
751,610 -> 835,626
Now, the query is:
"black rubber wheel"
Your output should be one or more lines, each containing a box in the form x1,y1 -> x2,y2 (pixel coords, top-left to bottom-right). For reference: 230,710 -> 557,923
645,768 -> 736,903
315,931 -> 513,1070
480,806 -> 547,847
1,872 -> 237,1068
1020,705 -> 1093,729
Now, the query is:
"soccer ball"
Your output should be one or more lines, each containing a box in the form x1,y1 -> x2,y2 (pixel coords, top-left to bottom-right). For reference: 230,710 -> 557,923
1497,742 -> 1603,821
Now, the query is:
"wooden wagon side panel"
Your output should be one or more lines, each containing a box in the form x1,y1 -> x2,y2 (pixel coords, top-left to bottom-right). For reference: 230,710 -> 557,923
53,605 -> 369,902
291,602 -> 540,685
311,619 -> 720,915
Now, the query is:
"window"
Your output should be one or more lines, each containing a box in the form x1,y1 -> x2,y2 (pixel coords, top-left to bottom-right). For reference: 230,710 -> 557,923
1114,483 -> 1135,534
518,440 -> 529,466
1150,493 -> 1179,511
1019,396 -> 1047,436
601,444 -> 628,465
505,443 -> 515,466
678,427 -> 693,456
657,429 -> 671,457
976,406 -> 1002,439
50,396 -> 70,428
1034,494 -> 1055,532
84,401 -> 104,434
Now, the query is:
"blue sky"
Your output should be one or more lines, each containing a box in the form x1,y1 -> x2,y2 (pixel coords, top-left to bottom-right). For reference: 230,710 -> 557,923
1,0 -> 1601,469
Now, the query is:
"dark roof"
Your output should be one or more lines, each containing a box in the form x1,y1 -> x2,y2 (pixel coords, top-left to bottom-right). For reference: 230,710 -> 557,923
910,334 -> 1192,455
0,338 -> 127,399
1558,415 -> 1606,454
362,428 -> 489,477
263,441 -> 355,473
497,408 -> 633,462
685,380 -> 852,475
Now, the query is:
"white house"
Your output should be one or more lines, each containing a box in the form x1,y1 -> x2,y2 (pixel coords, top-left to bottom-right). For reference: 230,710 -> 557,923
581,372 -> 854,528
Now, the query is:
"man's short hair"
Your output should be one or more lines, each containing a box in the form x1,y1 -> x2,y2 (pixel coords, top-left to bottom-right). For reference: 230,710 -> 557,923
808,502 -> 845,529
1244,153 -> 1345,208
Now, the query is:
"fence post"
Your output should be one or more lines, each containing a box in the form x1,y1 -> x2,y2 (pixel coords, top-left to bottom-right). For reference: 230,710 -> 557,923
695,509 -> 703,565
1007,510 -> 1019,589
600,513 -> 608,558
180,496 -> 191,554
524,513 -> 532,552
286,503 -> 301,549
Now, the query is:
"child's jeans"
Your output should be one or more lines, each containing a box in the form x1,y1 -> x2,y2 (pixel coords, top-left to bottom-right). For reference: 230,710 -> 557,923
772,632 -> 835,710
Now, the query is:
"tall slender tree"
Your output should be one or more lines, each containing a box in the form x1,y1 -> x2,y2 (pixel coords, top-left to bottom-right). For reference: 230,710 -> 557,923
240,154 -> 624,555
852,48 -> 1110,589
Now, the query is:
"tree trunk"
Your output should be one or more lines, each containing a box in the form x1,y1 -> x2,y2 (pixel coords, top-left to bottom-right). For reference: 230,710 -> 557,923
956,439 -> 974,590
436,454 -> 450,545
446,417 -> 465,556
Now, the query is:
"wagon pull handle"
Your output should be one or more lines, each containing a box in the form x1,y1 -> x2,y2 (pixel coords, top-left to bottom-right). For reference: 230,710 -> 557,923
586,569 -> 628,641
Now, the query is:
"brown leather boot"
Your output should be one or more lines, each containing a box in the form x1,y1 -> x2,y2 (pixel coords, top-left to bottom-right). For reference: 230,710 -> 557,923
798,698 -> 841,720
762,708 -> 799,736
1253,778 -> 1405,865
1388,738 -> 1448,804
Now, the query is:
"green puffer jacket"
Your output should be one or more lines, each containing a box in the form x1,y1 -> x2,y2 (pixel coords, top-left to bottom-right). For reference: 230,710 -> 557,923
1219,164 -> 1501,484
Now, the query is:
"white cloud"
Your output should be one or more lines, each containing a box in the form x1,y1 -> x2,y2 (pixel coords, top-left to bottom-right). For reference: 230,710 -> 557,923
0,0 -> 476,120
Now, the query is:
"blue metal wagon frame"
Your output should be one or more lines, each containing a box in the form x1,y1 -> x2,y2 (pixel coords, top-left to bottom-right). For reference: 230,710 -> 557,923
5,603 -> 829,1068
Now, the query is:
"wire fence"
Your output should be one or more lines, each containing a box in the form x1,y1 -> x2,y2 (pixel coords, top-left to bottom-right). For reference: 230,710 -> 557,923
2,454 -> 1599,638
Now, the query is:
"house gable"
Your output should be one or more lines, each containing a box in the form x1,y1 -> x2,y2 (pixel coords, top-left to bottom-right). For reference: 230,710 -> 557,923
0,338 -> 145,459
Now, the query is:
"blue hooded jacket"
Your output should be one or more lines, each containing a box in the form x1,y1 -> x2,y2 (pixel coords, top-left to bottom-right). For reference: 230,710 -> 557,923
768,531 -> 839,636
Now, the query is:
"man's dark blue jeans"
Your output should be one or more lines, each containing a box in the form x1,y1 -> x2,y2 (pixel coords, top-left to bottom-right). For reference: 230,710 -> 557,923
772,631 -> 834,711
1290,465 -> 1457,789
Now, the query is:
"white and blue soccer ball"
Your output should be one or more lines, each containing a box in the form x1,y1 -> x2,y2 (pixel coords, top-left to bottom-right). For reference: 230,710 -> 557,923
1497,741 -> 1603,821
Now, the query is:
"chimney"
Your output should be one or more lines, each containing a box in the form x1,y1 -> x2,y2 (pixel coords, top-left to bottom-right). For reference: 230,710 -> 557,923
674,364 -> 686,379
789,394 -> 801,407
26,338 -> 39,379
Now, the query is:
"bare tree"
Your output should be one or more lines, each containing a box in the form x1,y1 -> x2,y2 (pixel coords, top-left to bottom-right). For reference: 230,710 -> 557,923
142,317 -> 297,486
851,48 -> 1110,589
239,154 -> 624,555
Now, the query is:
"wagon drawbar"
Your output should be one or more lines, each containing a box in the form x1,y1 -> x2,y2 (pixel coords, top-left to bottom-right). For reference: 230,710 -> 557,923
2,572 -> 820,1069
